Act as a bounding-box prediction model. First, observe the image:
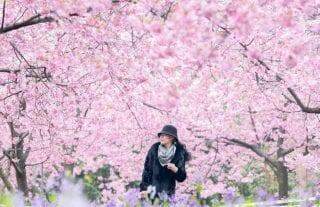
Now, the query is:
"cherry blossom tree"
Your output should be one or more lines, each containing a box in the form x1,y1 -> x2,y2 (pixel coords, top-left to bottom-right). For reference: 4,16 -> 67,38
0,0 -> 319,200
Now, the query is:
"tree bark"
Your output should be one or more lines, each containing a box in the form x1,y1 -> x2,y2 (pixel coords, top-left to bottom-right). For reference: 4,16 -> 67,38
6,122 -> 29,196
15,139 -> 28,196
15,168 -> 28,195
275,162 -> 289,199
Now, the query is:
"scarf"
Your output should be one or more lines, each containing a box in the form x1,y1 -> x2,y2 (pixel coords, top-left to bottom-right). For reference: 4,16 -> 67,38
158,143 -> 176,167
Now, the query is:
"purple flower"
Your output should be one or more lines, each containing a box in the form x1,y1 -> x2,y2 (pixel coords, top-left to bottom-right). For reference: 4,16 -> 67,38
224,187 -> 236,202
105,199 -> 117,207
168,194 -> 177,203
256,188 -> 268,201
124,188 -> 139,206
31,196 -> 53,207
12,191 -> 25,207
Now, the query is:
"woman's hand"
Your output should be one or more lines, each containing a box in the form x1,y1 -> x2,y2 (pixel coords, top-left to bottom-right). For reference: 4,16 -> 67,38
140,191 -> 148,199
166,163 -> 178,173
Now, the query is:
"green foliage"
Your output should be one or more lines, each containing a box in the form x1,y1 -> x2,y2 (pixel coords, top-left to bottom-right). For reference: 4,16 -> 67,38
46,192 -> 57,203
0,194 -> 13,207
83,181 -> 101,202
226,160 -> 279,198
95,165 -> 111,178
74,164 -> 112,202
125,180 -> 140,191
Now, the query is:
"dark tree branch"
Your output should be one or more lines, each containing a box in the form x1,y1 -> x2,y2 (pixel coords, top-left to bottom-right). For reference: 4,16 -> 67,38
12,7 -> 28,25
1,0 -> 6,30
1,90 -> 22,101
26,156 -> 49,167
239,38 -> 254,51
161,2 -> 174,21
248,106 -> 259,141
217,25 -> 231,35
221,137 -> 278,169
21,147 -> 30,163
17,132 -> 29,146
239,40 -> 271,71
126,103 -> 142,129
150,8 -> 157,16
3,44 -> 52,82
3,150 -> 23,174
142,102 -> 169,115
288,87 -> 320,114
0,68 -> 20,73
8,121 -> 19,141
10,42 -> 31,66
281,148 -> 294,157
0,13 -> 54,34
149,2 -> 174,21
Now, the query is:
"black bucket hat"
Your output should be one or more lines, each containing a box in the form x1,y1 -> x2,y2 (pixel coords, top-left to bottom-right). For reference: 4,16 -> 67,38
157,125 -> 178,139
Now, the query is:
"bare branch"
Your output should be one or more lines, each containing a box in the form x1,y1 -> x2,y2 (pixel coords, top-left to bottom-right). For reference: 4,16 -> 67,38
239,38 -> 254,51
12,7 -> 28,24
217,25 -> 231,35
220,136 -> 278,169
10,42 -> 31,66
0,13 -> 54,34
161,2 -> 174,21
21,147 -> 30,163
1,0 -> 6,30
288,87 -> 320,114
26,156 -> 49,167
248,106 -> 259,141
1,90 -> 22,101
126,103 -> 142,129
7,122 -> 19,139
3,150 -> 23,174
281,148 -> 294,157
142,102 -> 169,115
0,68 -> 20,73
239,41 -> 271,71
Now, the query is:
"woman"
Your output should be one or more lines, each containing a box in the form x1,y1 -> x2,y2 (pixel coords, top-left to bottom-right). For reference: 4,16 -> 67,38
139,124 -> 191,200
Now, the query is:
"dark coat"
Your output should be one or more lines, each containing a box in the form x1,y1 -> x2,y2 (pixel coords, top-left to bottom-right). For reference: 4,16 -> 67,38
139,142 -> 187,196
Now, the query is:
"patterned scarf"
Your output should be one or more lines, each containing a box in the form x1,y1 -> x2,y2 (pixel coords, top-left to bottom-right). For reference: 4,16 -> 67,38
158,143 -> 176,167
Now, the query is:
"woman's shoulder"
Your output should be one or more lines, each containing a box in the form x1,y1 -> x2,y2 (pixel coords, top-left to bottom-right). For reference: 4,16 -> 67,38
147,142 -> 160,153
151,142 -> 161,150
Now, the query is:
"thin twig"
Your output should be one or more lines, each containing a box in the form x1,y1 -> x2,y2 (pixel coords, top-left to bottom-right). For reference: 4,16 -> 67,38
142,102 -> 169,115
10,42 -> 31,66
26,156 -> 49,166
1,90 -> 22,101
126,102 -> 142,129
248,106 -> 259,141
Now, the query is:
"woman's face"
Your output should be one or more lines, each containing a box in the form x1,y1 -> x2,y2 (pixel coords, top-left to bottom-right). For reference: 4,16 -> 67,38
159,134 -> 174,146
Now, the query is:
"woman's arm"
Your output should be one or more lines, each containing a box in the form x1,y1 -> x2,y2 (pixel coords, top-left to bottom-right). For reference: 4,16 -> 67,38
173,152 -> 187,182
139,147 -> 154,191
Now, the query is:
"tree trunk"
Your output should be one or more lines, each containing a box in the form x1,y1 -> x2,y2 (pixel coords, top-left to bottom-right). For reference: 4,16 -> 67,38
15,168 -> 28,195
275,162 -> 289,199
16,138 -> 28,196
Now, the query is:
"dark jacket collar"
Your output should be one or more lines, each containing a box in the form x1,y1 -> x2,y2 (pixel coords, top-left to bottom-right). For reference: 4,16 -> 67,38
154,142 -> 183,162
